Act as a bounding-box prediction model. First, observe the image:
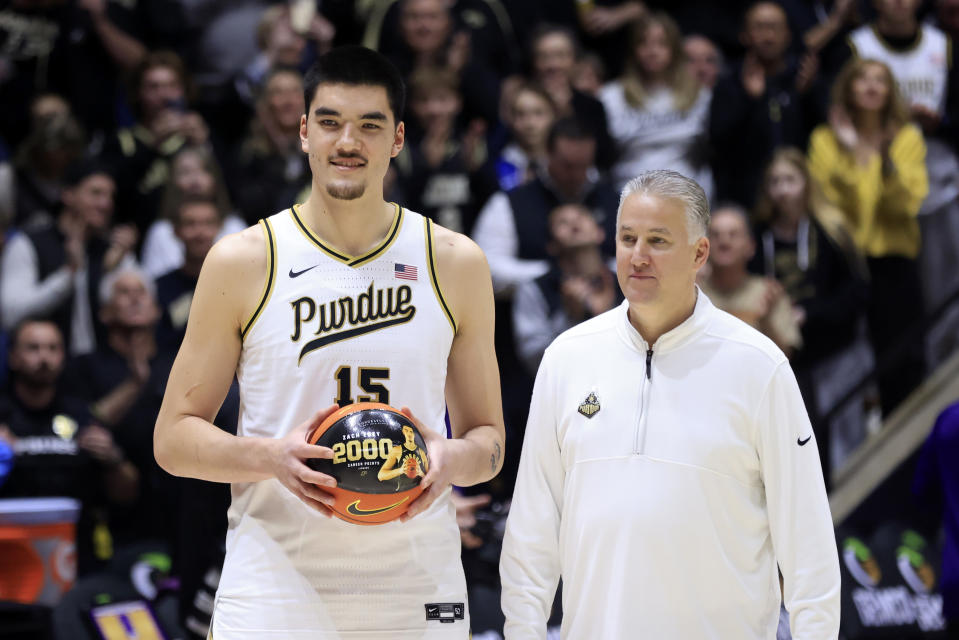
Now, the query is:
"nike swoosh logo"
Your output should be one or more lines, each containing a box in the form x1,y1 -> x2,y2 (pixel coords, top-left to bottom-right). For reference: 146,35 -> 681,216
346,497 -> 409,517
797,435 -> 812,446
289,265 -> 318,278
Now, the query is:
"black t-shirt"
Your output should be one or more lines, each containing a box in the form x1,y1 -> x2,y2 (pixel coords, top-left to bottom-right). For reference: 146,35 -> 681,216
66,346 -> 176,545
0,389 -> 97,501
155,268 -> 198,351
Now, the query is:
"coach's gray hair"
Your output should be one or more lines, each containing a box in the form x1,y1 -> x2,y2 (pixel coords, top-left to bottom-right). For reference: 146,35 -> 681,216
617,170 -> 711,242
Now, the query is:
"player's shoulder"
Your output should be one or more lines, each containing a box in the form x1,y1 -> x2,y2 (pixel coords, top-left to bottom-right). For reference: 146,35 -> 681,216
204,222 -> 268,275
429,221 -> 487,268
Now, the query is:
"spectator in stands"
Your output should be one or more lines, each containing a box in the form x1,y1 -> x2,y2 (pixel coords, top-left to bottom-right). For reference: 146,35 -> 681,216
0,319 -> 138,570
229,67 -> 310,225
513,203 -> 621,374
104,50 -> 210,236
234,3 -> 335,109
493,83 -> 557,192
699,204 -> 801,356
792,0 -> 861,70
13,103 -> 86,229
142,145 -> 243,279
751,147 -> 868,480
66,266 -> 177,557
808,57 -> 928,416
528,24 -> 616,169
393,66 -> 497,235
751,147 -> 866,369
847,0 -> 959,214
0,161 -> 137,355
574,0 -> 647,80
364,0 -> 518,85
366,0 -> 503,125
683,34 -> 723,90
473,117 -> 619,296
155,195 -> 222,351
600,12 -> 713,196
571,52 -> 607,97
710,1 -> 821,208
913,400 -> 959,637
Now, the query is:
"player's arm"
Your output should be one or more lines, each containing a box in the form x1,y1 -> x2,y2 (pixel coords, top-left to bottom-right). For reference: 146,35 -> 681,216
403,226 -> 505,519
153,226 -> 337,511
377,445 -> 404,481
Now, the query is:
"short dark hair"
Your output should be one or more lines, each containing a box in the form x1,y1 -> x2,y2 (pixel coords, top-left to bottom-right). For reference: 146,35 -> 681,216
302,45 -> 406,124
172,193 -> 223,226
547,117 -> 595,152
10,318 -> 62,350
62,158 -> 113,188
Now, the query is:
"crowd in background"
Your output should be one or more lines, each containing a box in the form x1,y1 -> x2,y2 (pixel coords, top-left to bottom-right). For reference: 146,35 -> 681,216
1,0 -> 958,637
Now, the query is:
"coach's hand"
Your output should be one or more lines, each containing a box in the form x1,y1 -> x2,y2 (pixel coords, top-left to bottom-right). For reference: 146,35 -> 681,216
270,405 -> 339,516
399,407 -> 455,522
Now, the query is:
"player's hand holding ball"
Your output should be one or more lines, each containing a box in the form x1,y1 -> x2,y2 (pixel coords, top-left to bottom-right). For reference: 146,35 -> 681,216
397,407 -> 454,523
269,405 -> 339,517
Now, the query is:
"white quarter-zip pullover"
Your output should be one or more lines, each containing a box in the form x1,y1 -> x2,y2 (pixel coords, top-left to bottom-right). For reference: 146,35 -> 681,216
500,292 -> 840,639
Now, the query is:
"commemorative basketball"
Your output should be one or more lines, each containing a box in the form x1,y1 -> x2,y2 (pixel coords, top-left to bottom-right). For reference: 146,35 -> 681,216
306,402 -> 429,525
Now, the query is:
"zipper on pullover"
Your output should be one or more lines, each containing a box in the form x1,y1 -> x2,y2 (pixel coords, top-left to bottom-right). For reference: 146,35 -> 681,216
634,348 -> 653,454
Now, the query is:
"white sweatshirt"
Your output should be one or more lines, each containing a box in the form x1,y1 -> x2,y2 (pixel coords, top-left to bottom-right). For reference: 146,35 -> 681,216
500,292 -> 840,639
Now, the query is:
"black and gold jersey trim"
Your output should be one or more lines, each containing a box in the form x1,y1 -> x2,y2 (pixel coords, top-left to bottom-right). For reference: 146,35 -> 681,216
290,203 -> 404,267
241,218 -> 277,340
425,218 -> 457,334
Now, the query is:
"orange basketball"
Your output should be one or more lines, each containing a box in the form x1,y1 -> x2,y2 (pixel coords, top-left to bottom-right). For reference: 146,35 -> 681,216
306,403 -> 429,525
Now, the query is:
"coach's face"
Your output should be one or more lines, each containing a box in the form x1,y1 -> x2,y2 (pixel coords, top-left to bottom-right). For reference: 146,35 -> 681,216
300,83 -> 405,201
615,193 -> 708,309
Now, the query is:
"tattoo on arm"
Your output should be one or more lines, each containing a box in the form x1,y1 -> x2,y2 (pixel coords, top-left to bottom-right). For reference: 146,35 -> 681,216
490,442 -> 502,473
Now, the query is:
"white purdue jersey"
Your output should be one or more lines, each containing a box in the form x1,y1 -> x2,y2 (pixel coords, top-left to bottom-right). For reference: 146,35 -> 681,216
849,24 -> 952,114
211,204 -> 468,639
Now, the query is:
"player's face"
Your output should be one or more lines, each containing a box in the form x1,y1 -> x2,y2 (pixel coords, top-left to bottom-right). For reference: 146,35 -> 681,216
300,83 -> 404,202
10,322 -> 64,386
616,193 -> 708,308
402,425 -> 415,444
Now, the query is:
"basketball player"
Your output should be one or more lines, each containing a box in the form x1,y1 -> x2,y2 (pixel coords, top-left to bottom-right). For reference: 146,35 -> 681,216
499,171 -> 840,638
379,424 -> 428,485
154,46 -> 505,639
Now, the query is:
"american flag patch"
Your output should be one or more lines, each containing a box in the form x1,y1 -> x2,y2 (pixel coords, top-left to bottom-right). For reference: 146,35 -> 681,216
394,263 -> 418,281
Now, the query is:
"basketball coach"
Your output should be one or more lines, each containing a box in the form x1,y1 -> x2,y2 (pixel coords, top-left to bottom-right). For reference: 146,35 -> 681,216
500,170 -> 840,638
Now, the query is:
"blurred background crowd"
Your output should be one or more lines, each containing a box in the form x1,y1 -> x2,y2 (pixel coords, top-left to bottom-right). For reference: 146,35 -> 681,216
1,0 -> 958,638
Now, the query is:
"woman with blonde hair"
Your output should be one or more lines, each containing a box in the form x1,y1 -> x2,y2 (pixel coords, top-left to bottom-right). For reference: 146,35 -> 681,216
598,11 -> 712,195
808,57 -> 928,416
